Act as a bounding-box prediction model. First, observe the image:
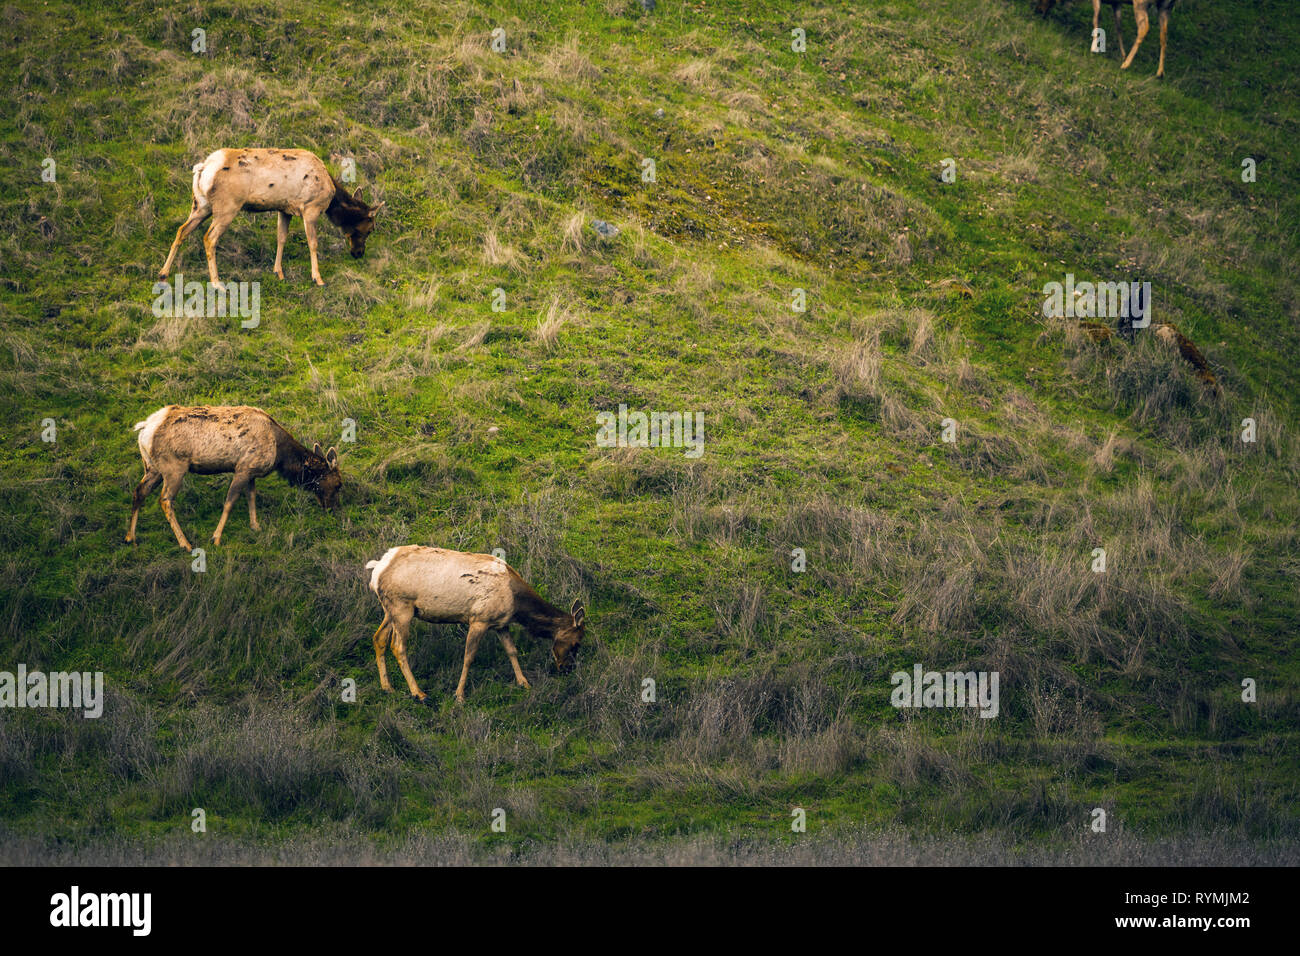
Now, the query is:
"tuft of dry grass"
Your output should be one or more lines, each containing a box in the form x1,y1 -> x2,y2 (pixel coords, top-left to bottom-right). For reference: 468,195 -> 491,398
672,58 -> 715,91
834,329 -> 883,405
561,211 -> 585,253
481,229 -> 523,270
458,321 -> 490,350
534,297 -> 574,350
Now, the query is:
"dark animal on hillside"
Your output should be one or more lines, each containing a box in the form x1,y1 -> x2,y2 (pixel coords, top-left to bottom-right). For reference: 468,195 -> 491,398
364,546 -> 587,704
126,405 -> 341,551
1079,321 -> 1220,396
158,148 -> 385,288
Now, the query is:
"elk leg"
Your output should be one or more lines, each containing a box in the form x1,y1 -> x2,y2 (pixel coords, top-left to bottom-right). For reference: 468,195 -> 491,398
159,204 -> 211,279
247,477 -> 260,531
1156,6 -> 1168,78
370,612 -> 394,693
499,631 -> 531,689
1121,1 -> 1149,70
125,469 -> 162,544
1113,3 -> 1127,58
202,209 -> 235,292
454,621 -> 489,703
388,606 -> 427,701
159,467 -> 192,552
212,470 -> 251,546
273,212 -> 291,280
302,209 -> 325,286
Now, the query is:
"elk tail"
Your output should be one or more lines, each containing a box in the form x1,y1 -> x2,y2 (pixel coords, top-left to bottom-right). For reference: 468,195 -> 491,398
365,547 -> 403,595
133,406 -> 169,471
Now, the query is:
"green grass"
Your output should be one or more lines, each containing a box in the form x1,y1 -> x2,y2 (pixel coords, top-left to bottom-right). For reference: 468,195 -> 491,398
1,0 -> 1298,861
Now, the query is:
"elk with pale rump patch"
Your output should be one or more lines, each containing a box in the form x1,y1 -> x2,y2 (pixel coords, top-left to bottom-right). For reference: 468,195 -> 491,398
126,405 -> 342,551
158,148 -> 385,288
364,546 -> 587,704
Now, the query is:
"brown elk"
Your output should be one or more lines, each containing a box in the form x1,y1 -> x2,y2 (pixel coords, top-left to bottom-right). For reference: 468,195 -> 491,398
158,148 -> 385,288
1120,0 -> 1177,77
126,405 -> 342,551
364,546 -> 587,704
1035,1 -> 1129,59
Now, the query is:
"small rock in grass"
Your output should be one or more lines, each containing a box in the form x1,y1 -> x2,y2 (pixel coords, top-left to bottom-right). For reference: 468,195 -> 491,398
591,219 -> 620,240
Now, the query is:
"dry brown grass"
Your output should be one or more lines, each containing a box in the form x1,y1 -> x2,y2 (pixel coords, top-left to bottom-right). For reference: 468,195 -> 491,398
481,230 -> 523,270
534,297 -> 574,350
561,211 -> 585,253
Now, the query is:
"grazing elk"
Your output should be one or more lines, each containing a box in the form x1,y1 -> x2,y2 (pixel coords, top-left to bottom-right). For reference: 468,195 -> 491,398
126,405 -> 341,551
158,148 -> 385,288
1035,1 -> 1129,58
1120,0 -> 1177,78
364,545 -> 587,704
1077,320 -> 1220,396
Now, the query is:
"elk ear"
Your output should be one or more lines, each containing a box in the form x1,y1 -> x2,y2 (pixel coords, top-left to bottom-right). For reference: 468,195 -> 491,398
571,600 -> 586,627
312,442 -> 323,457
325,446 -> 338,466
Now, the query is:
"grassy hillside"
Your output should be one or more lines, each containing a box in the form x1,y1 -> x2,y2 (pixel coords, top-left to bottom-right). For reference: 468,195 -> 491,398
1,0 -> 1298,860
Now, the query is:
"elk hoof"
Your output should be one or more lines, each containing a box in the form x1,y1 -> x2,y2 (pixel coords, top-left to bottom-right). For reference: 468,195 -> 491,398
411,694 -> 432,706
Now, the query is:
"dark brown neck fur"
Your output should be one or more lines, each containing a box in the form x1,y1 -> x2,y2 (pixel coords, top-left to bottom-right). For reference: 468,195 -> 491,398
270,421 -> 318,488
326,177 -> 371,230
508,574 -> 569,640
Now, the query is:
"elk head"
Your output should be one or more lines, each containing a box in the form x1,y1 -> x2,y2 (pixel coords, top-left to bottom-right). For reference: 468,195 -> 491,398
307,443 -> 342,510
345,186 -> 385,259
551,600 -> 586,673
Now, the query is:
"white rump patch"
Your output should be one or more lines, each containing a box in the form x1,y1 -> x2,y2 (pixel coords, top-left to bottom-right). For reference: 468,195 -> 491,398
134,406 -> 170,470
194,150 -> 226,199
366,546 -> 403,594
